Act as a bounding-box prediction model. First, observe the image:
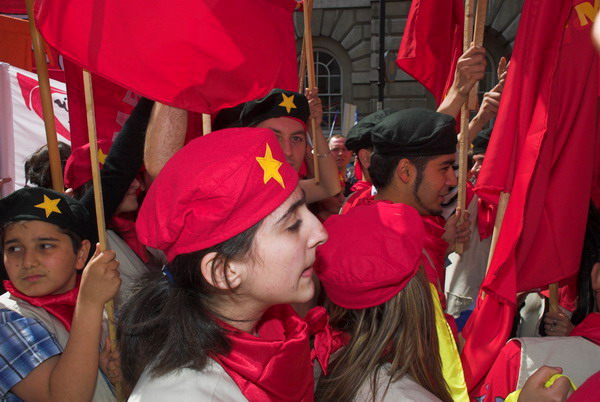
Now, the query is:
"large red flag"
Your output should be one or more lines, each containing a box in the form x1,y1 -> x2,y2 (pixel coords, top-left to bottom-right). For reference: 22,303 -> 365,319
462,0 -> 599,394
396,0 -> 463,106
34,0 -> 298,115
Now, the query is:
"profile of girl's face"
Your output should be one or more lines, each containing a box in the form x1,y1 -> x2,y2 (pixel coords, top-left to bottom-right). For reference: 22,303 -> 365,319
236,186 -> 328,309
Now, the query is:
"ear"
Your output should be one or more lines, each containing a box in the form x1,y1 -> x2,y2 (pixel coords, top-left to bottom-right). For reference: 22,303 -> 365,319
75,240 -> 91,271
200,252 -> 242,291
396,158 -> 413,184
357,149 -> 372,170
591,262 -> 600,292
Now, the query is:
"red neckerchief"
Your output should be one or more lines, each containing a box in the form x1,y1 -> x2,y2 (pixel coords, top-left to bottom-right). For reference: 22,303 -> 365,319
110,213 -> 149,263
340,186 -> 372,214
304,306 -> 347,375
212,304 -> 317,401
570,313 -> 600,346
350,180 -> 371,194
4,277 -> 80,331
338,171 -> 345,189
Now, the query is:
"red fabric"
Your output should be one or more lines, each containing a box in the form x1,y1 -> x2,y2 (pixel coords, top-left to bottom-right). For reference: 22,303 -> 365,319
0,0 -> 25,14
212,304 -> 315,401
570,313 -> 600,346
304,306 -> 347,375
137,128 -> 298,261
4,278 -> 80,331
354,159 -> 363,181
316,203 -> 425,309
464,0 -> 599,393
340,185 -> 372,214
63,59 -> 140,190
34,0 -> 298,115
349,180 -> 371,194
396,0 -> 463,105
469,182 -> 497,241
474,339 -> 522,401
421,215 -> 448,293
568,370 -> 600,401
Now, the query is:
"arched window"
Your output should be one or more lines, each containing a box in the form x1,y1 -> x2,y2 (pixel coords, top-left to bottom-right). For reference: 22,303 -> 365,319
306,50 -> 343,135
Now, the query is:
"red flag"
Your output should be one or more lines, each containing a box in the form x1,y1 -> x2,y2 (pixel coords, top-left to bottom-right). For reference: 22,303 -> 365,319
396,0 -> 463,106
34,0 -> 298,115
463,0 -> 599,393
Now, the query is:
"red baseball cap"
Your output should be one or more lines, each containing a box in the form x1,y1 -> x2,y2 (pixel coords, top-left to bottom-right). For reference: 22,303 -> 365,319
136,127 -> 298,261
64,139 -> 113,190
315,202 -> 425,309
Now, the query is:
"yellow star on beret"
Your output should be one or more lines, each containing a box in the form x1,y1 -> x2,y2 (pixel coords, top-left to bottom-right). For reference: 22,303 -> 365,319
34,195 -> 62,218
279,93 -> 297,114
256,143 -> 285,188
98,148 -> 107,164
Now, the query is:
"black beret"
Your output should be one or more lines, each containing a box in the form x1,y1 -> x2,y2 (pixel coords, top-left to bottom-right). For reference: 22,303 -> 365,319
346,108 -> 397,152
372,108 -> 457,157
472,128 -> 492,155
240,89 -> 309,128
0,187 -> 89,240
212,102 -> 245,131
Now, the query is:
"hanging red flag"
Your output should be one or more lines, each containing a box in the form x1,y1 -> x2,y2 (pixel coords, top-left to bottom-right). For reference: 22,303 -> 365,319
463,0 -> 599,394
34,0 -> 298,115
396,0 -> 463,106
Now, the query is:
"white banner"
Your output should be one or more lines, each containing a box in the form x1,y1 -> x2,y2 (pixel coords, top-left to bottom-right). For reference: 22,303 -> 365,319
0,62 -> 70,197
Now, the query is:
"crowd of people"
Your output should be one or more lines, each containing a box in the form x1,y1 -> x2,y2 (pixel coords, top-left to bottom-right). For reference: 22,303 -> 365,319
0,40 -> 598,402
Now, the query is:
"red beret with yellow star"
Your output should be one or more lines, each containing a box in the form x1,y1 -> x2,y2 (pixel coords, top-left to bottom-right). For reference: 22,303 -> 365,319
0,187 -> 89,239
136,127 -> 299,261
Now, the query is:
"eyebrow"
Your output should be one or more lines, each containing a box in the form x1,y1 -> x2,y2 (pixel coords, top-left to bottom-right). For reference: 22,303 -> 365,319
4,237 -> 59,244
439,159 -> 455,166
276,190 -> 307,225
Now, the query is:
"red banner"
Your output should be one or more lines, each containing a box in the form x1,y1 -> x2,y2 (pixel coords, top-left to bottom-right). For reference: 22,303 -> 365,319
34,0 -> 298,115
463,0 -> 599,393
396,0 -> 463,105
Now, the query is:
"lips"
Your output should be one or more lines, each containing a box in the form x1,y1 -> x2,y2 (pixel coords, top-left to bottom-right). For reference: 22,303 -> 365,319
23,274 -> 44,282
301,267 -> 313,278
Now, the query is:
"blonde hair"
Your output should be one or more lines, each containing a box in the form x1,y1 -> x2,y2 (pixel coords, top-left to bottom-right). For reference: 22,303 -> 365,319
316,269 -> 451,401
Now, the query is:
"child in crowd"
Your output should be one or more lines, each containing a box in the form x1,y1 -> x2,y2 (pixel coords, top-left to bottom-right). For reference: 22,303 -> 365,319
0,187 -> 121,401
118,127 -> 331,400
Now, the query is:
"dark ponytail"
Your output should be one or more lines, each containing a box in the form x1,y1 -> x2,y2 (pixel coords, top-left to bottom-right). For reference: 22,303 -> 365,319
117,221 -> 261,389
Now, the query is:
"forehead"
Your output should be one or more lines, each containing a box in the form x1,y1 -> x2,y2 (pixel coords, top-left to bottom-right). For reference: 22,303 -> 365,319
256,117 -> 306,136
3,220 -> 64,240
263,185 -> 303,224
429,153 -> 456,166
329,137 -> 346,147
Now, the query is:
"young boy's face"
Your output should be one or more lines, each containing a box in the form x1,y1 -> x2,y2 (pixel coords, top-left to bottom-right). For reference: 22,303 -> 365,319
3,220 -> 88,297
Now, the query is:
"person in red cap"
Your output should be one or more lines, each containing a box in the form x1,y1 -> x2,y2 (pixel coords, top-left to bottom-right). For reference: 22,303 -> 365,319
118,127 -> 330,400
144,88 -> 341,204
314,202 -> 468,401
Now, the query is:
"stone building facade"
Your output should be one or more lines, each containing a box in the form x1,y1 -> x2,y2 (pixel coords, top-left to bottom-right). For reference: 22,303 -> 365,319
294,0 -> 524,133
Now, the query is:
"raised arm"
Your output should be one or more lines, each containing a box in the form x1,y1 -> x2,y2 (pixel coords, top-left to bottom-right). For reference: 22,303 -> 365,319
144,102 -> 188,179
299,88 -> 341,203
437,45 -> 487,118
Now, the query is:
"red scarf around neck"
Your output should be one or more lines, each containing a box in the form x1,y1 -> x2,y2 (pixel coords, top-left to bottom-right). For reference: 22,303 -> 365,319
4,277 -> 80,331
212,304 -> 340,401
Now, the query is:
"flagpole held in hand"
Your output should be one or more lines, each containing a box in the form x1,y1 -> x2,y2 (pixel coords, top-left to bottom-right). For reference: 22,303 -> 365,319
455,0 -> 476,254
82,69 -> 123,402
24,0 -> 64,193
303,0 -> 320,184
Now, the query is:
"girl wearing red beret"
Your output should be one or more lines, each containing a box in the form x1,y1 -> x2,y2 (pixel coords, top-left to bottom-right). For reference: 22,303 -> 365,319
117,127 -> 328,401
314,203 -> 467,401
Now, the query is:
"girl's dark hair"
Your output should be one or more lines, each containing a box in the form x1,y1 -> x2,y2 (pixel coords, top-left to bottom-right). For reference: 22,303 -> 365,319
24,142 -> 71,188
117,220 -> 261,389
572,202 -> 600,325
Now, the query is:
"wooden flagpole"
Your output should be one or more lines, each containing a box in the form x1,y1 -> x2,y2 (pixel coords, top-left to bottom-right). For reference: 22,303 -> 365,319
455,0 -> 476,254
303,0 -> 320,184
24,0 -> 64,193
82,70 -> 123,402
298,2 -> 312,93
202,114 -> 212,134
468,0 -> 488,110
